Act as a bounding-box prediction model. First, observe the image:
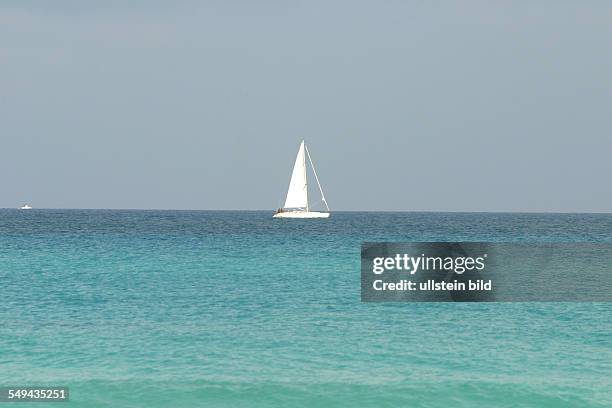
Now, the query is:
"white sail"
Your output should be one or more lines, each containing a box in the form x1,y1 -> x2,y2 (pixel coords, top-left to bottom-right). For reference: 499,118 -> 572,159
283,141 -> 308,209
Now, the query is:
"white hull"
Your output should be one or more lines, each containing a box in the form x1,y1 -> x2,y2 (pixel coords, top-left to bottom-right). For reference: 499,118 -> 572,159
273,211 -> 330,219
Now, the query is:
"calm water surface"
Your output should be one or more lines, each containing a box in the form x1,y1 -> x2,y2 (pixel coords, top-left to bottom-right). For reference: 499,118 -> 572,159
1,210 -> 611,407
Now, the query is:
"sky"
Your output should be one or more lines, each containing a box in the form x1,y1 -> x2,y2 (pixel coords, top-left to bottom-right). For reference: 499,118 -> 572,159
1,1 -> 611,212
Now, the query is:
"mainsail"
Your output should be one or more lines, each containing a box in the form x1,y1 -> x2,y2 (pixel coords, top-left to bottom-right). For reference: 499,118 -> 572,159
283,141 -> 308,209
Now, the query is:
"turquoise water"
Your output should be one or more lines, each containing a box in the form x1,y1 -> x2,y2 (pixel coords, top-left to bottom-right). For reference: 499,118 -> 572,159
1,210 -> 611,407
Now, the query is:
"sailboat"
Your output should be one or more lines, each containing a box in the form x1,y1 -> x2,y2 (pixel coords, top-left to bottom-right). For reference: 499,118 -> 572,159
273,140 -> 330,219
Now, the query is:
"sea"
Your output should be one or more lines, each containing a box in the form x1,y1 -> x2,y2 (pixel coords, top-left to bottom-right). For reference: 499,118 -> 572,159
1,210 -> 611,407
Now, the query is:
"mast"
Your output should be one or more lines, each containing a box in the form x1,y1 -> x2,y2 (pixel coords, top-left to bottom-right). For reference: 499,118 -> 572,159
303,140 -> 309,212
305,143 -> 330,212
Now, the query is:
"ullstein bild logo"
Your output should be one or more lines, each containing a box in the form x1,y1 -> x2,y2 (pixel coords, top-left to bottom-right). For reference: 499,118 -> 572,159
361,242 -> 612,302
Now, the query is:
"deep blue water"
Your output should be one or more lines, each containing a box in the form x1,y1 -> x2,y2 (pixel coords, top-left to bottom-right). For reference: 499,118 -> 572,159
1,210 -> 611,407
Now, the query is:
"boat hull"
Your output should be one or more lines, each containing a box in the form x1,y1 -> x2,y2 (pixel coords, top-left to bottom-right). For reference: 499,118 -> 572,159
273,211 -> 330,219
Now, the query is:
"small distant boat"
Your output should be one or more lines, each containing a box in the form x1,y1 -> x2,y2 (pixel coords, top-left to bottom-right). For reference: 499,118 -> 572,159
273,140 -> 330,219
19,204 -> 32,210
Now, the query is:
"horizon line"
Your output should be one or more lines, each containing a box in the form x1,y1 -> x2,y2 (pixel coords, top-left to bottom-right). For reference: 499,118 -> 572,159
2,207 -> 611,215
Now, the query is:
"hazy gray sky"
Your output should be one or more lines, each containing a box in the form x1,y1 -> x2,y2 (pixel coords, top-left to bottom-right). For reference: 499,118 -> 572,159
1,1 -> 611,211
